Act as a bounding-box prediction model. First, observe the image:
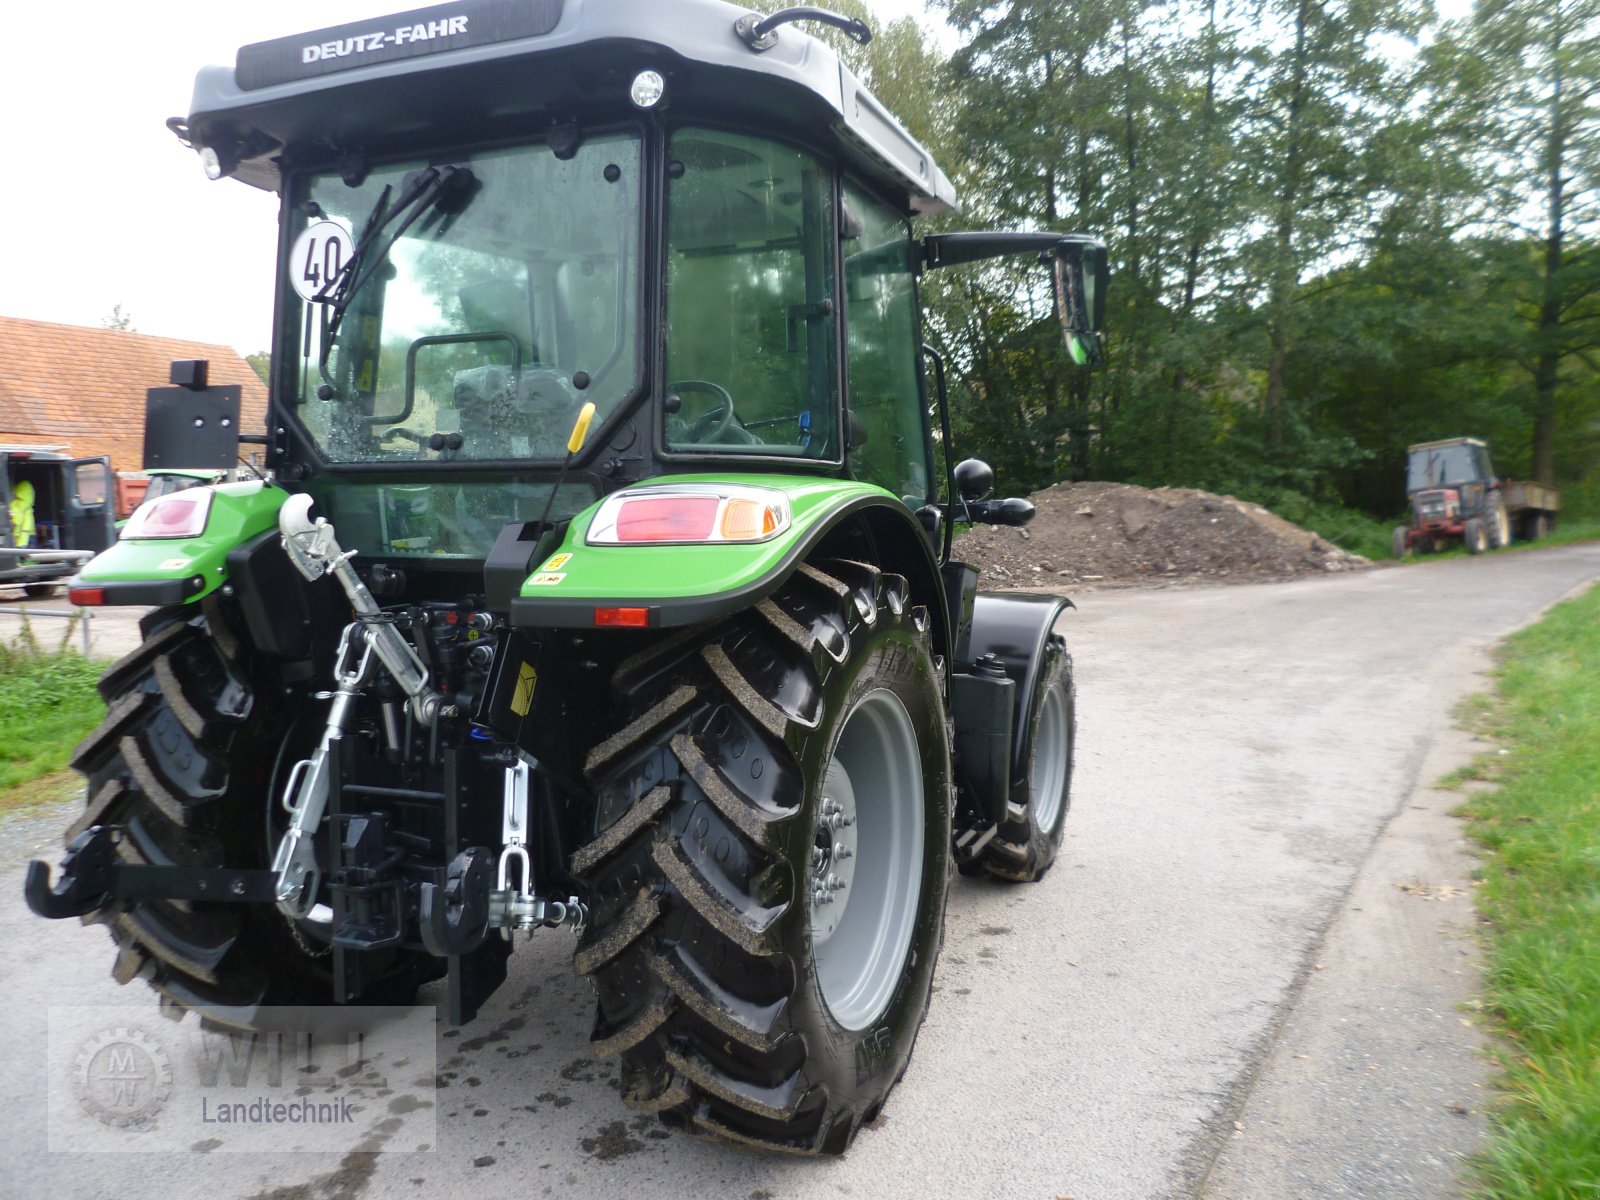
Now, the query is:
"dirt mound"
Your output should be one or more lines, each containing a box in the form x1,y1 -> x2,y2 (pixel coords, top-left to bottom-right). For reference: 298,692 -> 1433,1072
951,480 -> 1372,588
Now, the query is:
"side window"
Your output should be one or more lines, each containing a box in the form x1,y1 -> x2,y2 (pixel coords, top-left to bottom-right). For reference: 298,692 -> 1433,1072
663,128 -> 838,457
842,182 -> 931,506
75,463 -> 109,506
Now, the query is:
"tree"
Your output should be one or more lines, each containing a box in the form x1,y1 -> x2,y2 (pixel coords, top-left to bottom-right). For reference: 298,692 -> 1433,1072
1442,0 -> 1600,486
1235,0 -> 1427,450
101,304 -> 134,331
245,352 -> 271,387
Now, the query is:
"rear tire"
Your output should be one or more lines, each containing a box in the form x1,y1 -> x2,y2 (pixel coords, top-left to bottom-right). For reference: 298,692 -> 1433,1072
24,583 -> 61,599
1464,518 -> 1488,555
977,638 -> 1075,882
573,560 -> 951,1154
67,600 -> 432,1026
1487,496 -> 1511,548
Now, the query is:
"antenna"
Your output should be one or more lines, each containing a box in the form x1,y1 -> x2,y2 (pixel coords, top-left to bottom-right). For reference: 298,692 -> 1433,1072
533,402 -> 597,536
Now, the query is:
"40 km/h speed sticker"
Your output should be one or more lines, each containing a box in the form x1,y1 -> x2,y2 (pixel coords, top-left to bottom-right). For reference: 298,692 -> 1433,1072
290,220 -> 355,302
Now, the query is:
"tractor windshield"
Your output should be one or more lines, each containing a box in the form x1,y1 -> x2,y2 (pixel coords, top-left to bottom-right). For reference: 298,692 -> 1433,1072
1407,443 -> 1488,492
281,132 -> 642,465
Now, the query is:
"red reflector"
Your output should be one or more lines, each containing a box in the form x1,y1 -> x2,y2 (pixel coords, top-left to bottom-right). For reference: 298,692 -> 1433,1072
594,606 -> 650,628
69,587 -> 106,606
615,495 -> 719,542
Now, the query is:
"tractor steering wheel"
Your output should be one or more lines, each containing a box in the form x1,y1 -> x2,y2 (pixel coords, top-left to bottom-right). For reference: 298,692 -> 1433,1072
667,379 -> 736,443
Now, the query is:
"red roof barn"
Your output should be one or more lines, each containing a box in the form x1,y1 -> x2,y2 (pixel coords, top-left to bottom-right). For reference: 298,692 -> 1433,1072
0,316 -> 268,483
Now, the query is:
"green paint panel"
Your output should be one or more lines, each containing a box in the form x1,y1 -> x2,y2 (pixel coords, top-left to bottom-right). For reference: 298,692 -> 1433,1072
78,481 -> 289,603
520,474 -> 900,600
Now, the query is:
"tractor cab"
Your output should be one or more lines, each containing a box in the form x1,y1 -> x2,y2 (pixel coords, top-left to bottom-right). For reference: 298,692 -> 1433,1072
151,0 -> 1106,573
1406,437 -> 1494,496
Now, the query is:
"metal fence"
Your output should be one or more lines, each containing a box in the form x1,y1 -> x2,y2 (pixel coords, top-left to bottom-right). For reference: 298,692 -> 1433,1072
0,604 -> 94,656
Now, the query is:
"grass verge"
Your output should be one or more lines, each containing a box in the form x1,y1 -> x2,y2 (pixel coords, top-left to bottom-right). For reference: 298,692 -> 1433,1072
1459,581 -> 1600,1198
0,621 -> 105,812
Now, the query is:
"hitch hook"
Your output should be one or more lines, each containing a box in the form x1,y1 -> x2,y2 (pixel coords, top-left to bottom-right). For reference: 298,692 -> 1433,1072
24,826 -> 118,919
419,847 -> 493,956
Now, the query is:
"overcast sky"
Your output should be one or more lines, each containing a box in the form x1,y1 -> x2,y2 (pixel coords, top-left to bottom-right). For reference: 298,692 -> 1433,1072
0,0 -> 940,356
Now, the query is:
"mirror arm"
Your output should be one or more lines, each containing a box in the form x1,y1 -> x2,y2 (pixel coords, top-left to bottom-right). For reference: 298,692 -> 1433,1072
921,343 -> 958,565
922,231 -> 1102,272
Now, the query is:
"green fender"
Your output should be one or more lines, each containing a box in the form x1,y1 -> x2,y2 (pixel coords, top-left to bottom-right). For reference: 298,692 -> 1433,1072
510,473 -> 947,643
74,481 -> 289,606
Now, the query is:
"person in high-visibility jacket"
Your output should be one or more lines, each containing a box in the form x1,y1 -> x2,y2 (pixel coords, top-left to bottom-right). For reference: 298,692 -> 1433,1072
8,479 -> 36,549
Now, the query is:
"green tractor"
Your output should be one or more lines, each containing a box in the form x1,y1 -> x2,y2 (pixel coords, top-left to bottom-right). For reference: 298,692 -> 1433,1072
26,0 -> 1106,1154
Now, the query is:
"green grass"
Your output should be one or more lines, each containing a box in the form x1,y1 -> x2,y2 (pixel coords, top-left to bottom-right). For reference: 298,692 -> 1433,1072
0,620 -> 106,808
1459,582 -> 1600,1199
1240,491 -> 1398,561
1297,503 -> 1397,562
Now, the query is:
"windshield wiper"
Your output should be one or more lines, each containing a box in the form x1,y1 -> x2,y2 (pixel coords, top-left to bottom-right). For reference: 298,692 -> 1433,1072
316,164 -> 478,395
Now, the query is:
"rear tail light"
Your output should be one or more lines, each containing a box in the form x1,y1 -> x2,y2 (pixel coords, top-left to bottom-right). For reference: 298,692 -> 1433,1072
122,490 -> 214,540
615,496 -> 721,542
68,587 -> 106,606
594,606 -> 651,627
587,486 -> 791,546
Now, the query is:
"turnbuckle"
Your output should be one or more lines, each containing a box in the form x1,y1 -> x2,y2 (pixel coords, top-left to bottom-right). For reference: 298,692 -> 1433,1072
271,623 -> 374,918
487,756 -> 586,934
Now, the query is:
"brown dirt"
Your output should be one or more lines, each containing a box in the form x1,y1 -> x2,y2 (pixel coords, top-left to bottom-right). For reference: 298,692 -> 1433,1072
950,480 -> 1372,589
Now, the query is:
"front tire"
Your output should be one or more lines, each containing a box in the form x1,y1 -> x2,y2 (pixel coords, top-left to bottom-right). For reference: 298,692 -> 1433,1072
1392,526 -> 1411,560
1464,518 -> 1488,555
977,638 -> 1075,882
573,560 -> 951,1154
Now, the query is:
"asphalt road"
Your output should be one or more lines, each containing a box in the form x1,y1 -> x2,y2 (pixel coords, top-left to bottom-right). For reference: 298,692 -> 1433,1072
3,544 -> 1597,1200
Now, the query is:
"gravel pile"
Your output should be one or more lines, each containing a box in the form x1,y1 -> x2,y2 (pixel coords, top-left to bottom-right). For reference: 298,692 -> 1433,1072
951,480 -> 1372,588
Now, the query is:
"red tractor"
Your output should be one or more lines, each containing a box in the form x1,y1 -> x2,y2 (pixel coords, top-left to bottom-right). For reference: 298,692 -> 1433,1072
1393,437 -> 1560,557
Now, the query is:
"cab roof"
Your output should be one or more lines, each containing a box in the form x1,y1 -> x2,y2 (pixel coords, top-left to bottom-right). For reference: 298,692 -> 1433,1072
183,0 -> 957,215
1407,438 -> 1486,453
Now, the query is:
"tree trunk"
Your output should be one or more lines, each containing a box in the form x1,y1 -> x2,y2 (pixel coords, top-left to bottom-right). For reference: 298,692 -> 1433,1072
1530,17 -> 1566,487
1263,0 -> 1311,448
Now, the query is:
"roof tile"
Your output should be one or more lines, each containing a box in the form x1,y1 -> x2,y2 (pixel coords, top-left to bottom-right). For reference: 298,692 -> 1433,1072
0,316 -> 268,476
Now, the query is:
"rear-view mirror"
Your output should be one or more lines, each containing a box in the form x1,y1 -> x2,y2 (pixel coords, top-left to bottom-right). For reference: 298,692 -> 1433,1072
920,231 -> 1109,368
1051,238 -> 1108,366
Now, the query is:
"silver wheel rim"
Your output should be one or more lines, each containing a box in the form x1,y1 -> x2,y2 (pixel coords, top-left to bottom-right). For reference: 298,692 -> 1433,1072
1030,681 -> 1070,832
810,688 -> 923,1032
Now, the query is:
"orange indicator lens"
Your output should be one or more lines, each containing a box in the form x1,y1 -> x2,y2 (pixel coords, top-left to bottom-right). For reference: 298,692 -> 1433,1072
718,498 -> 778,541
